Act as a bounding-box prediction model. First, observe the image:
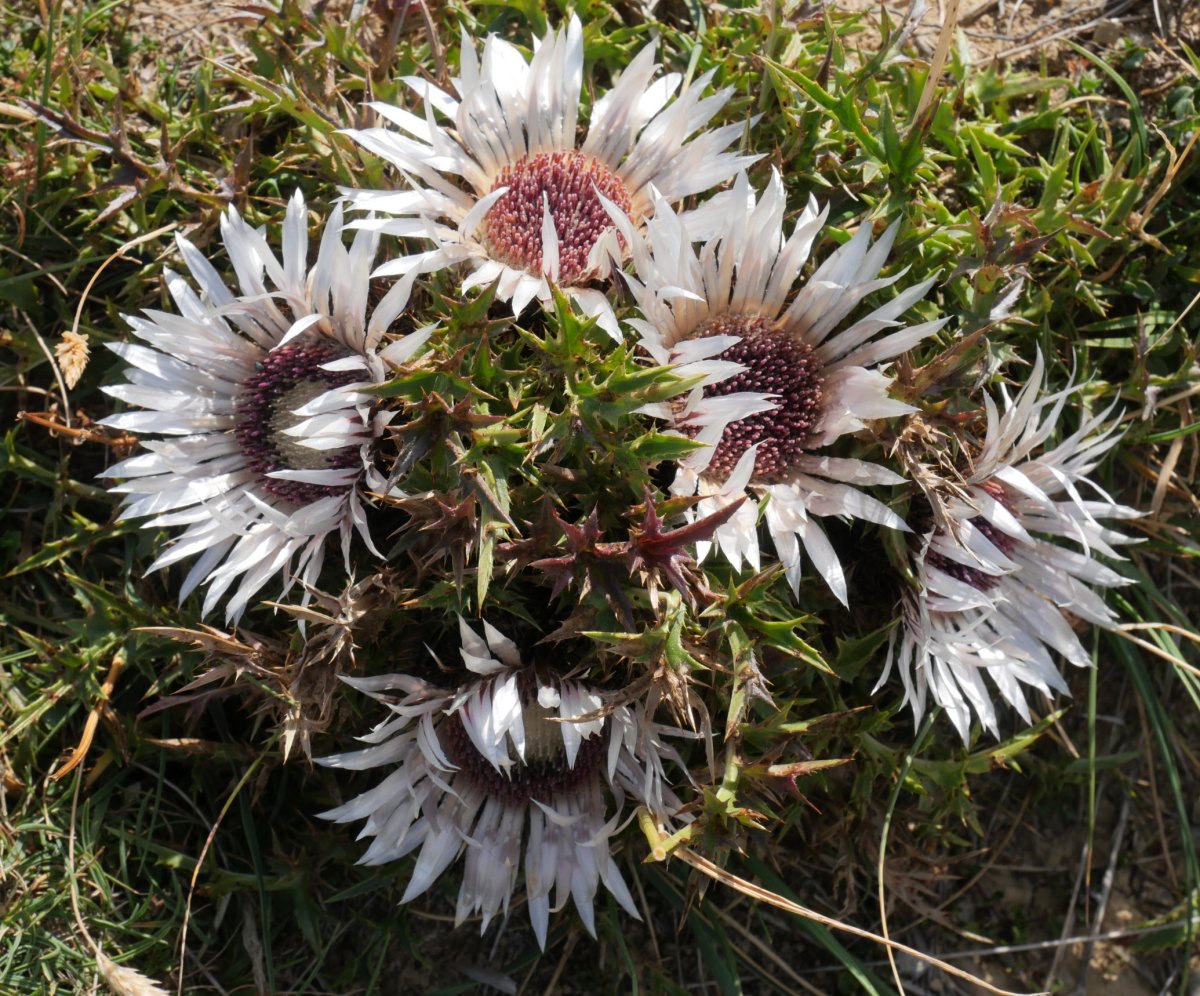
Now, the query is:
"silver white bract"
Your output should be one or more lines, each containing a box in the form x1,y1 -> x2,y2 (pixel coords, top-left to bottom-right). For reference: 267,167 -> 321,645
101,192 -> 430,622
318,618 -> 687,948
879,353 -> 1139,741
620,170 -> 946,604
339,15 -> 757,340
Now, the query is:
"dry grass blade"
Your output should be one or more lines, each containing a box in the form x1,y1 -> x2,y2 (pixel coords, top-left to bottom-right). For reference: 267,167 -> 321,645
70,223 -> 178,347
1150,431 -> 1185,516
176,755 -> 264,996
22,312 -> 73,428
912,0 -> 961,128
68,767 -> 171,996
29,222 -> 179,430
1111,626 -> 1200,680
705,898 -> 826,995
51,650 -> 124,783
0,100 -> 37,122
1131,125 -> 1199,247
673,847 -> 1045,996
17,409 -> 138,446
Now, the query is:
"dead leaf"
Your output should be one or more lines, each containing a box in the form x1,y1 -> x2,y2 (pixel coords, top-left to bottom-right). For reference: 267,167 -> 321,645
52,650 -> 125,782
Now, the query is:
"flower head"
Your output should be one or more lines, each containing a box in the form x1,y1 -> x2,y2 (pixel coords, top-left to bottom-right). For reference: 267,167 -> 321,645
318,618 -> 686,947
878,353 -> 1140,741
340,15 -> 757,338
621,171 -> 946,603
101,192 -> 431,622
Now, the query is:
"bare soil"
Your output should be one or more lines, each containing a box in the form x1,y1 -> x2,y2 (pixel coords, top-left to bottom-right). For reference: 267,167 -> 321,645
836,0 -> 1200,85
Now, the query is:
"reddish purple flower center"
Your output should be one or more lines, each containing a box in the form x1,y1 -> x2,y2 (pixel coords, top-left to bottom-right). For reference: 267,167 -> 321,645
483,150 -> 632,285
233,340 -> 362,506
689,314 -> 825,482
441,687 -> 608,806
925,480 -> 1020,592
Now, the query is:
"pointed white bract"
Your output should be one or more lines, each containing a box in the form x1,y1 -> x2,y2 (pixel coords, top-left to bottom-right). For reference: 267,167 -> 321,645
339,15 -> 758,340
878,353 -> 1140,741
318,619 -> 687,947
622,170 -> 945,604
101,192 -> 432,622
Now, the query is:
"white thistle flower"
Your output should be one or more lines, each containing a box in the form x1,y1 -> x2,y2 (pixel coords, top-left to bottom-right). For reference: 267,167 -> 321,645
318,618 -> 688,947
340,15 -> 758,340
101,192 -> 431,622
618,170 -> 946,604
878,353 -> 1140,741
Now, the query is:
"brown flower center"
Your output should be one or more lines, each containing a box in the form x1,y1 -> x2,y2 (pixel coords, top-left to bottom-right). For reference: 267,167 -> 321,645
441,686 -> 608,805
925,480 -> 1020,592
688,314 -> 825,482
233,341 -> 362,506
482,150 -> 631,285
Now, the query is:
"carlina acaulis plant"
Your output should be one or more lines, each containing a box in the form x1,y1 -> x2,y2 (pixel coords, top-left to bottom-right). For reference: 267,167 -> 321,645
6,1 -> 1196,992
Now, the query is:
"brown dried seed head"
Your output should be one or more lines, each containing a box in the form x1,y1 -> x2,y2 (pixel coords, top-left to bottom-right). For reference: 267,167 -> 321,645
55,330 -> 90,389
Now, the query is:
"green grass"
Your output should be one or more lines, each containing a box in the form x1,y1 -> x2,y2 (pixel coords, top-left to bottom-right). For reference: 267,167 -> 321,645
1,0 -> 1198,993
